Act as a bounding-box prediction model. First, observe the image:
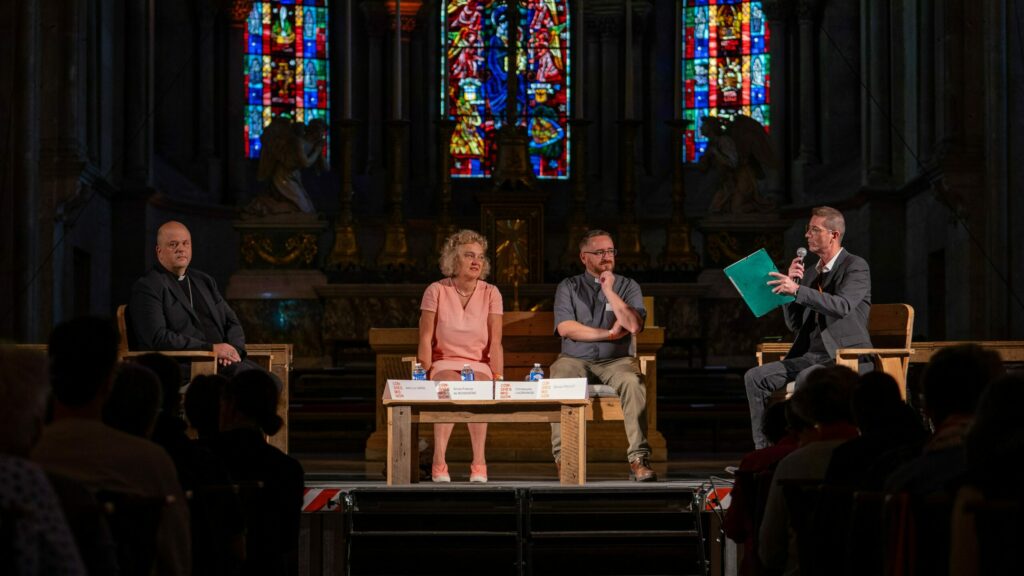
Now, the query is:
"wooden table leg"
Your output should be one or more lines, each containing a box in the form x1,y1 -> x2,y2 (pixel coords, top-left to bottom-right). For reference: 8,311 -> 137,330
560,404 -> 586,485
387,405 -> 412,485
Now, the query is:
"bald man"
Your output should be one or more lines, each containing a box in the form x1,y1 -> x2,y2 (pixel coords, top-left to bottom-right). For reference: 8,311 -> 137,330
129,221 -> 250,374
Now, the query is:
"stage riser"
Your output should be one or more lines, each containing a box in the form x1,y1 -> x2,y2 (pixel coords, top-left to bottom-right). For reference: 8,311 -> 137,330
299,487 -> 710,576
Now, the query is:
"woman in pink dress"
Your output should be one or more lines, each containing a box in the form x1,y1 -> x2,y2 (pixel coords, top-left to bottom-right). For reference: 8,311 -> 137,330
418,230 -> 504,483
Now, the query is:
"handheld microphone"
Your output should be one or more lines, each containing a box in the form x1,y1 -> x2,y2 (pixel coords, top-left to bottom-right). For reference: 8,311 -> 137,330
793,247 -> 808,282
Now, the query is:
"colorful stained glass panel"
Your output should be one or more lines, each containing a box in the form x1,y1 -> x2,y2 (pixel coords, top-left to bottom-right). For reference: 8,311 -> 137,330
681,0 -> 770,162
443,0 -> 571,179
244,0 -> 330,159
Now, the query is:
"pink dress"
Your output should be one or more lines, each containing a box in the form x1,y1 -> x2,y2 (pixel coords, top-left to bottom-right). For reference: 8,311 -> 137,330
420,278 -> 503,379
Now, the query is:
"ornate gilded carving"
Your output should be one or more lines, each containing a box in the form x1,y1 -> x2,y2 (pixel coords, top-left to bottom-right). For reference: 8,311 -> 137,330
241,233 -> 318,267
495,219 -> 530,311
706,232 -> 741,265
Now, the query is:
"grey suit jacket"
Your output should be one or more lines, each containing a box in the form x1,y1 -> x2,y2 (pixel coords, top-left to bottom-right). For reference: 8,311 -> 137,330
129,265 -> 247,356
783,249 -> 872,360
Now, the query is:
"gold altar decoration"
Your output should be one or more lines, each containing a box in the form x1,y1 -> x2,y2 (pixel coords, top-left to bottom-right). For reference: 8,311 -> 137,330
495,219 -> 531,311
241,233 -> 318,266
327,119 -> 361,268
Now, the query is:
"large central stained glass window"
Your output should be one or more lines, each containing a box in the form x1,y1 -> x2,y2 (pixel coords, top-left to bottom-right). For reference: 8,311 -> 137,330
442,0 -> 571,179
681,0 -> 770,162
244,0 -> 330,159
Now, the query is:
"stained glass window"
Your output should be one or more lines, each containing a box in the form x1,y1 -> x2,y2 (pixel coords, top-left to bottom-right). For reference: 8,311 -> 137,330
681,0 -> 770,162
244,0 -> 330,159
442,0 -> 571,179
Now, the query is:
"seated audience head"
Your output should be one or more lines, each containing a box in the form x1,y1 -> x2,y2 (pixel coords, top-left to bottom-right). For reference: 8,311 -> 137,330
762,400 -> 791,446
852,371 -> 904,435
921,344 -> 1003,427
965,374 -> 1024,490
790,366 -> 857,427
221,370 -> 283,436
185,374 -> 228,439
134,352 -> 186,420
48,316 -> 120,410
0,347 -> 50,456
439,229 -> 491,279
102,363 -> 162,438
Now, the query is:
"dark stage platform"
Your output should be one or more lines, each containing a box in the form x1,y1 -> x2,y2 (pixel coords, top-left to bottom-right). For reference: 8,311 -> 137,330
297,454 -> 739,576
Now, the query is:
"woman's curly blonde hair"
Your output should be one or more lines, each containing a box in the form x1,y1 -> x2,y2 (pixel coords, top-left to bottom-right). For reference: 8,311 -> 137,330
439,229 -> 491,279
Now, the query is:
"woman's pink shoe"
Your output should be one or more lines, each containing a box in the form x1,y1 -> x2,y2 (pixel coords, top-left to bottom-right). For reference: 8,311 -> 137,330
469,464 -> 488,483
431,463 -> 450,483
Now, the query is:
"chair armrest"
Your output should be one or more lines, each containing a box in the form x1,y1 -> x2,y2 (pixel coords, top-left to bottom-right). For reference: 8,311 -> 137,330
757,342 -> 792,366
835,348 -> 914,358
122,350 -> 217,360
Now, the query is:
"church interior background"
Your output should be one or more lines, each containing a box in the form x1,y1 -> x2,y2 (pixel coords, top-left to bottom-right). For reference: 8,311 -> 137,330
3,0 -> 1024,455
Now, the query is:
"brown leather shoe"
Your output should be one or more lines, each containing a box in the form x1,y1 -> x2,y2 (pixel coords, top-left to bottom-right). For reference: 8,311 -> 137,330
629,457 -> 658,482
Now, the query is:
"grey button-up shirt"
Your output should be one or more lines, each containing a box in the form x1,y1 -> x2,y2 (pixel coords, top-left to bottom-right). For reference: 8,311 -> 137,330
553,272 -> 647,361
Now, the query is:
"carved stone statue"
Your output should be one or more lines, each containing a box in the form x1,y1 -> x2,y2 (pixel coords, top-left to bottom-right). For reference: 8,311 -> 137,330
245,117 -> 328,216
698,114 -> 777,214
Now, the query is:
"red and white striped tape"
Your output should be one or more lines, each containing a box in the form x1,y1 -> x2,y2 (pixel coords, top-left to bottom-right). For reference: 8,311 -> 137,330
302,488 -> 343,512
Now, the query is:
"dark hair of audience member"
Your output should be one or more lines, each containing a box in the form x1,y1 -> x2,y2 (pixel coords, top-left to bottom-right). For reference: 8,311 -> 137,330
223,370 -> 283,436
0,347 -> 50,456
48,316 -> 120,407
852,371 -> 904,435
102,363 -> 162,438
790,366 -> 858,426
185,374 -> 228,439
921,344 -> 1003,426
134,352 -> 186,420
964,374 -> 1024,495
762,400 -> 790,445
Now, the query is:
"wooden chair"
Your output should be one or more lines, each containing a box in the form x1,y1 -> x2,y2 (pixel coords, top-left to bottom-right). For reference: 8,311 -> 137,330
116,304 -> 293,453
757,303 -> 916,401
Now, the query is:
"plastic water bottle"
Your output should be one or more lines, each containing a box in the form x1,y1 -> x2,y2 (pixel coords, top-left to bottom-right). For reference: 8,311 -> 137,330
412,362 -> 427,380
460,364 -> 475,381
528,363 -> 544,382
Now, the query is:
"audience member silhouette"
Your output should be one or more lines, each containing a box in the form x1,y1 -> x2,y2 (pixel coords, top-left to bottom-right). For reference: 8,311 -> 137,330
31,316 -> 190,576
823,371 -> 928,488
884,344 -> 1003,495
724,400 -> 801,576
102,363 -> 163,438
758,366 -> 859,576
0,346 -> 87,575
138,354 -> 244,576
186,374 -> 227,441
949,374 -> 1024,575
214,370 -> 303,576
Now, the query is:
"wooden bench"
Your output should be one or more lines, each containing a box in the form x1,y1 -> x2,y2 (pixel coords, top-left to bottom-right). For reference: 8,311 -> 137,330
366,310 -> 666,463
383,398 -> 590,485
756,303 -> 915,400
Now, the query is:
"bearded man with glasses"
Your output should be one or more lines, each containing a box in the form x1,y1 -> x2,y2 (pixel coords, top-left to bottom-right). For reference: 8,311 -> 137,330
743,206 -> 873,449
549,230 -> 656,481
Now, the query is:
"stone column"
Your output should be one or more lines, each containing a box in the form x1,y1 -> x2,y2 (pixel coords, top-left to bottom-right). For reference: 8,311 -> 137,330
762,0 -> 791,197
796,0 -> 819,164
917,0 -> 935,167
865,0 -> 892,184
124,0 -> 154,187
12,0 -> 41,340
196,4 -> 221,198
226,10 -> 247,202
434,119 -> 457,256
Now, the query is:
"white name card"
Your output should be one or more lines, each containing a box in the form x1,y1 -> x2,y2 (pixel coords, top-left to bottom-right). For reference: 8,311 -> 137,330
438,380 -> 494,400
538,378 -> 587,399
494,378 -> 587,400
386,379 -> 495,400
495,381 -> 542,400
386,379 -> 438,400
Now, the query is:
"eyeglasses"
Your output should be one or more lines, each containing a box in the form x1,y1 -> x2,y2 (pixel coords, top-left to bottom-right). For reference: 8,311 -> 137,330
583,248 -> 618,257
804,225 -> 834,235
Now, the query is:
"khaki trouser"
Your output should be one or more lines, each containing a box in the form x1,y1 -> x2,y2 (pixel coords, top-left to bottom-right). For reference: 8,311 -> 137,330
549,355 -> 650,463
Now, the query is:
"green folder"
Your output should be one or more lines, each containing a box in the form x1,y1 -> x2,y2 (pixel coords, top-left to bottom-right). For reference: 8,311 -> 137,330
724,248 -> 795,318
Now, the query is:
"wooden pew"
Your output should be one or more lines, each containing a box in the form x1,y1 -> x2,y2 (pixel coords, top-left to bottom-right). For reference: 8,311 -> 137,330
365,311 -> 667,464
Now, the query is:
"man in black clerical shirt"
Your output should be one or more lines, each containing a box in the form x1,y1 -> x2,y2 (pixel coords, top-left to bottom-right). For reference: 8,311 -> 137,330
130,220 -> 253,375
